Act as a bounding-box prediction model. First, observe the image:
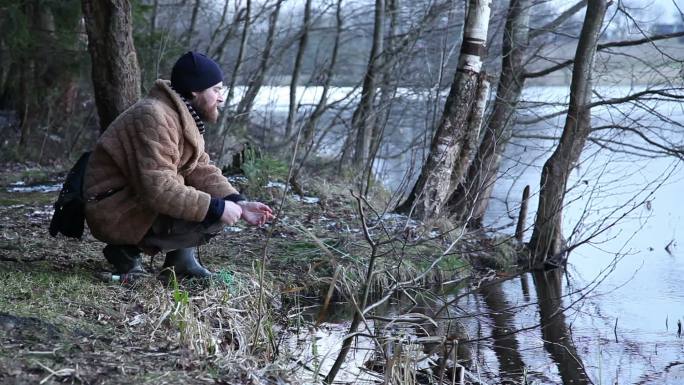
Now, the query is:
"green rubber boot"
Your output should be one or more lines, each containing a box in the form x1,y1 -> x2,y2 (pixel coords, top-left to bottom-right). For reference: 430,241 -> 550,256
160,248 -> 212,280
103,245 -> 147,276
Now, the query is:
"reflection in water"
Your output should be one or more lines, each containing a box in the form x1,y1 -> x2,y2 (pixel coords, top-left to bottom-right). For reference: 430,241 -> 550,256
520,273 -> 531,302
533,269 -> 591,385
480,283 -> 526,384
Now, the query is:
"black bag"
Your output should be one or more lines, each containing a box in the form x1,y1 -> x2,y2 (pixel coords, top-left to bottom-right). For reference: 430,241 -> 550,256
49,152 -> 91,239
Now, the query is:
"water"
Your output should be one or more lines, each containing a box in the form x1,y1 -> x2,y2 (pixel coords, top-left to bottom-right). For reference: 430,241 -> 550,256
248,84 -> 684,384
480,86 -> 684,384
7,181 -> 62,193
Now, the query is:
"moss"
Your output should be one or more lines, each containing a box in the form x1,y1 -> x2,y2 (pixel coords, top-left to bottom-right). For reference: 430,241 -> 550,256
477,237 -> 521,272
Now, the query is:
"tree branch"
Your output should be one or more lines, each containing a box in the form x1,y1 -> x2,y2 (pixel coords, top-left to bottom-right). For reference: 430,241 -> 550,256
519,88 -> 684,124
524,31 -> 684,79
528,0 -> 587,40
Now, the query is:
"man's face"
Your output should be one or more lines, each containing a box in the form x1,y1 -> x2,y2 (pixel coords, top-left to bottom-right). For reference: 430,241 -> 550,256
191,82 -> 224,124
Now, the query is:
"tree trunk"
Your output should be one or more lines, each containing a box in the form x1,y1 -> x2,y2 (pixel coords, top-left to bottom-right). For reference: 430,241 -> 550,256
150,0 -> 158,37
451,73 -> 489,190
214,2 -> 245,62
224,0 -> 251,107
234,0 -> 282,123
185,0 -> 202,47
206,0 -> 231,55
81,0 -> 141,132
396,0 -> 491,221
284,0 -> 312,139
0,37 -> 8,104
350,0 -> 384,168
16,0 -> 40,148
363,0 -> 399,194
299,0 -> 342,157
216,0 -> 251,163
447,0 -> 531,226
529,0 -> 608,266
515,185 -> 530,244
18,57 -> 33,148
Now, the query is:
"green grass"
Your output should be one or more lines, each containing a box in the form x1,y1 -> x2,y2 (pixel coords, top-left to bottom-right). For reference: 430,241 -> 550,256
0,191 -> 57,206
0,268 -> 114,333
241,148 -> 289,196
0,168 -> 59,186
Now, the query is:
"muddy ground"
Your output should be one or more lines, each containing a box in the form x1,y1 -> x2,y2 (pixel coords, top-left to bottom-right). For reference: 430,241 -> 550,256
0,163 -> 509,384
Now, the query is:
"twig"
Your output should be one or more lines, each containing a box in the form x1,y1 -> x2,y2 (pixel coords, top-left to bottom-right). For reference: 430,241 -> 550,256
665,239 -> 675,256
252,101 -> 307,349
323,190 -> 380,384
36,362 -> 75,384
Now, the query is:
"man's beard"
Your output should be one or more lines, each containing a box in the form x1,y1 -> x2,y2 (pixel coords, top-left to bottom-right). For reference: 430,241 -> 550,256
191,99 -> 219,124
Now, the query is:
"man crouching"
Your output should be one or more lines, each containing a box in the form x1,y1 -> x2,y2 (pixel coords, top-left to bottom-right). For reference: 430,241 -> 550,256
84,51 -> 273,280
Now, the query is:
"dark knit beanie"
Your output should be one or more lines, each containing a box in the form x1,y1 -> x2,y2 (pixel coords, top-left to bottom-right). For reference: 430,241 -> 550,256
171,51 -> 224,95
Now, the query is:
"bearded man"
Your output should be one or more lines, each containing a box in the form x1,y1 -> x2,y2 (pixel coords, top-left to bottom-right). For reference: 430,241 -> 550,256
83,51 -> 273,280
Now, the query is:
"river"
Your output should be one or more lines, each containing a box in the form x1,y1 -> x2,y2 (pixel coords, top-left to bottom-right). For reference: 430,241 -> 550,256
480,85 -> 684,384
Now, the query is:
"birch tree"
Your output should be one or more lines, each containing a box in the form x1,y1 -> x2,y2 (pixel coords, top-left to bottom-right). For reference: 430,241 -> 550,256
396,0 -> 492,221
529,0 -> 609,266
447,0 -> 533,225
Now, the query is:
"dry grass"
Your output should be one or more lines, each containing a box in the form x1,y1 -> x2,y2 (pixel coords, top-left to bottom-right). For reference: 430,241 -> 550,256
0,164 -> 500,384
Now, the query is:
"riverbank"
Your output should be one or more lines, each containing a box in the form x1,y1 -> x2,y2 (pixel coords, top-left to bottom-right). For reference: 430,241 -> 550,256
0,160 -> 522,384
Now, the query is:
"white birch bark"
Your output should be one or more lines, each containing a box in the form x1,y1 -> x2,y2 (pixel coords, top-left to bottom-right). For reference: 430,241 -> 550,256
396,0 -> 491,221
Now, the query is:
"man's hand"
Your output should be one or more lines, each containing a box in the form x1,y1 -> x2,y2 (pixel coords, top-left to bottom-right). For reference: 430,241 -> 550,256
238,201 -> 274,226
220,201 -> 243,225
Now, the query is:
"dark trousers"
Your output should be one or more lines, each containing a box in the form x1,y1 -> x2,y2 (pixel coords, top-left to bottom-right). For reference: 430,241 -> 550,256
138,216 -> 224,253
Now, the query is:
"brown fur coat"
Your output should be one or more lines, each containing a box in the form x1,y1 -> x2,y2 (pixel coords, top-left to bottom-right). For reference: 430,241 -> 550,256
84,80 -> 237,245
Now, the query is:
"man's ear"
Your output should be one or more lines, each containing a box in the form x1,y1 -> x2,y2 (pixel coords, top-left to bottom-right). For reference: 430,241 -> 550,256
190,91 -> 199,100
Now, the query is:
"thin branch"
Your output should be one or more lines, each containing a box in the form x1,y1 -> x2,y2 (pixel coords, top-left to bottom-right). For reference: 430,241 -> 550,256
519,88 -> 684,124
528,0 -> 587,40
524,31 -> 684,79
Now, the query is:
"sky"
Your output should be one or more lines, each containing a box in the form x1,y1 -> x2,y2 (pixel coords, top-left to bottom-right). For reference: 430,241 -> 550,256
553,0 -> 682,24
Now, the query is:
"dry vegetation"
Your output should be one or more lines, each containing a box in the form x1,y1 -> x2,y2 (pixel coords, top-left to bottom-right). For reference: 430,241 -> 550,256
0,161 -> 521,384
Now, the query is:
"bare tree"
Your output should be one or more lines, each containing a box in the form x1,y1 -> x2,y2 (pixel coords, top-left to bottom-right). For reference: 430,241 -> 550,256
216,0 -> 251,161
223,0 -> 251,107
184,0 -> 201,47
447,0 -> 533,226
396,0 -> 492,221
350,0 -> 385,168
297,0 -> 343,164
363,0 -> 400,194
529,0 -> 609,266
212,1 -> 247,62
81,0 -> 141,132
206,0 -> 230,54
284,0 -> 312,139
234,0 -> 283,124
